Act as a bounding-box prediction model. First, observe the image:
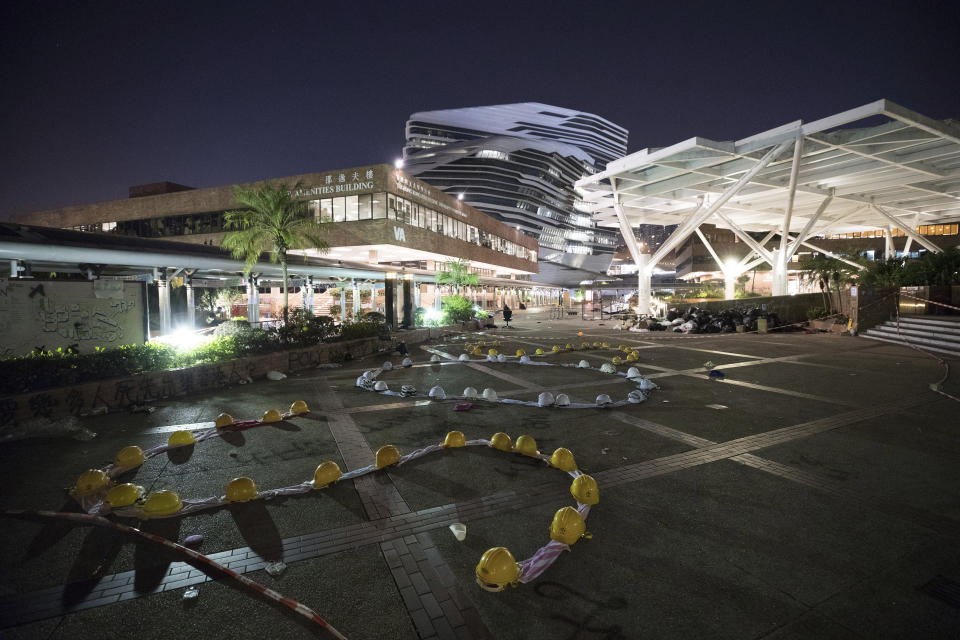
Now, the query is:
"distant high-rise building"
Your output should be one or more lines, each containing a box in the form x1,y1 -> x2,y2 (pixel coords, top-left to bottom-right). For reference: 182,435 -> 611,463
402,103 -> 628,285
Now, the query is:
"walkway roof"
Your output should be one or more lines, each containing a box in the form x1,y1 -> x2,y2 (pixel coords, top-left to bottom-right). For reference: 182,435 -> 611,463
576,99 -> 960,240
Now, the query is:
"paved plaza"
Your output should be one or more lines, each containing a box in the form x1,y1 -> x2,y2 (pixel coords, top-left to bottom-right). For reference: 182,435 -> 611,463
1,312 -> 959,639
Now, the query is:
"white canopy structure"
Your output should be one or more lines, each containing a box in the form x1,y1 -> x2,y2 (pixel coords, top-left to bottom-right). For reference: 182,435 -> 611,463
576,99 -> 960,311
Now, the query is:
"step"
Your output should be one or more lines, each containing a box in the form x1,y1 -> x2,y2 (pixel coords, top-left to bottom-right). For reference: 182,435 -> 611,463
866,327 -> 960,350
893,318 -> 960,333
861,334 -> 960,359
896,315 -> 960,328
869,324 -> 960,346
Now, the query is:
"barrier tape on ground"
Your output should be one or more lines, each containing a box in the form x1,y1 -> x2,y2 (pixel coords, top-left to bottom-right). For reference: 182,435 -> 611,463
0,510 -> 348,639
892,293 -> 960,404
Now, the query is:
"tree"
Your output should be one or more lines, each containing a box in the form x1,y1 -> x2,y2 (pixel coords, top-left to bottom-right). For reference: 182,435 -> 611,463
436,259 -> 479,294
222,181 -> 328,320
798,253 -> 867,314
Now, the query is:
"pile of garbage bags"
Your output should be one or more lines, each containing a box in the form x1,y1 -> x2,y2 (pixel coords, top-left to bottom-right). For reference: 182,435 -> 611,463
635,306 -> 782,334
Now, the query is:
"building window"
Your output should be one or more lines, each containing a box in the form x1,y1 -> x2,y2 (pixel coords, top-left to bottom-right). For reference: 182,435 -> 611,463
372,193 -> 386,219
345,195 -> 359,222
332,197 -> 345,222
357,194 -> 371,220
320,199 -> 333,222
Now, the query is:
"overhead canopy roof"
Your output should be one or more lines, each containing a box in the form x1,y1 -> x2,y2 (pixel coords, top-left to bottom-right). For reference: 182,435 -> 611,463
576,100 -> 960,236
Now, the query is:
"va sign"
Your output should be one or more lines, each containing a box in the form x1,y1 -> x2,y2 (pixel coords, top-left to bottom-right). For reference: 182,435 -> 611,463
393,226 -> 406,242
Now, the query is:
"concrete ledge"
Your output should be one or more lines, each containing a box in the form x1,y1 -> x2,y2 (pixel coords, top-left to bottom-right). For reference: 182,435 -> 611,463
0,327 -> 450,427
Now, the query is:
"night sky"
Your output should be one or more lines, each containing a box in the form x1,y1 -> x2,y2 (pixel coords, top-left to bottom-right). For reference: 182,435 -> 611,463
1,0 -> 958,219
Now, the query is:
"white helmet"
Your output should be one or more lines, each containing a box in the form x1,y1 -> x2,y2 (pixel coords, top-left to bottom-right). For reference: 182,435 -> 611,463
363,371 -> 375,380
520,355 -> 531,364
537,391 -> 555,407
430,354 -> 441,362
595,394 -> 612,407
555,393 -> 571,407
462,387 -> 478,399
458,353 -> 470,361
486,354 -> 497,362
628,390 -> 646,403
382,361 -> 393,371
482,388 -> 498,402
626,367 -> 641,379
600,363 -> 616,374
578,360 -> 590,369
496,354 -> 506,363
355,376 -> 367,388
635,377 -> 657,391
374,381 -> 388,391
401,357 -> 413,368
428,386 -> 446,400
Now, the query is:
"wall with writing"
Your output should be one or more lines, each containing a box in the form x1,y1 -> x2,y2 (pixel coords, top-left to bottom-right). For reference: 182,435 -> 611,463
0,279 -> 146,357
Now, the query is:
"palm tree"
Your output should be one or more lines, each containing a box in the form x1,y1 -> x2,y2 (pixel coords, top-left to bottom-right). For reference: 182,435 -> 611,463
222,181 -> 328,320
436,259 -> 479,295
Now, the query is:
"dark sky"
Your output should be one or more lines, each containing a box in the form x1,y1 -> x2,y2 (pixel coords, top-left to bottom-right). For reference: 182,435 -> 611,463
1,0 -> 958,218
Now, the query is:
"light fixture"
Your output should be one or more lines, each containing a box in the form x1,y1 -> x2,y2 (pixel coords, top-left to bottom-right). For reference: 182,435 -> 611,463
394,159 -> 404,169
403,273 -> 413,281
457,193 -> 464,201
385,272 -> 396,280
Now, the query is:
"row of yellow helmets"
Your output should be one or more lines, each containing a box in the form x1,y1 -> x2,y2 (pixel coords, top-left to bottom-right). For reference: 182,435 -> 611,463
612,345 -> 641,364
71,401 -> 313,514
550,341 -> 611,353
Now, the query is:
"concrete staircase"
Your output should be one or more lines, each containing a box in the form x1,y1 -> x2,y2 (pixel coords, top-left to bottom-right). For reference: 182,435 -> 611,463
862,315 -> 960,359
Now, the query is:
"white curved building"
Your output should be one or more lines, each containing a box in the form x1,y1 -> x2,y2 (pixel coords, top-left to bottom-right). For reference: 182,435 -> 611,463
402,103 -> 628,285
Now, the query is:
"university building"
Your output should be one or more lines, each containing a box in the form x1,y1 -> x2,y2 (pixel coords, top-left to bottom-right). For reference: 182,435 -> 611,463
12,164 -> 557,335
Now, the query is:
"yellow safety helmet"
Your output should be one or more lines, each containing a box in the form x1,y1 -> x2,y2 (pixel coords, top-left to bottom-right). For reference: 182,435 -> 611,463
601,342 -> 610,348
106,483 -> 142,508
442,430 -> 466,448
215,413 -> 234,428
142,490 -> 182,515
489,432 -> 512,452
375,444 -> 401,468
313,461 -> 342,488
626,352 -> 638,362
225,477 -> 258,502
513,435 -> 538,457
535,348 -> 544,355
581,342 -> 590,350
612,356 -> 623,365
592,341 -> 601,348
168,430 -> 196,446
552,345 -> 561,352
492,340 -> 500,347
289,400 -> 309,415
549,506 -> 587,545
515,349 -> 525,357
262,409 -> 283,423
74,469 -> 109,496
570,474 -> 599,505
114,445 -> 145,470
488,349 -> 498,356
549,447 -> 577,472
475,546 -> 521,592
565,343 -> 573,350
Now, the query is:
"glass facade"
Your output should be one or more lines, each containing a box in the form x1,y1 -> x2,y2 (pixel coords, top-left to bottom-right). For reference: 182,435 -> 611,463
310,192 -> 536,263
65,186 -> 537,264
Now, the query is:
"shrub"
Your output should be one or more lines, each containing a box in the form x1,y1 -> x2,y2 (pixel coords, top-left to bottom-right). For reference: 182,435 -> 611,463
805,306 -> 827,320
442,294 -> 475,324
338,321 -> 381,341
362,311 -> 386,323
214,319 -> 253,338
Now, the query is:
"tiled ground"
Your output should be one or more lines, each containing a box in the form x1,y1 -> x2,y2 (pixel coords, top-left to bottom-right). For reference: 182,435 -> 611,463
1,313 -> 959,639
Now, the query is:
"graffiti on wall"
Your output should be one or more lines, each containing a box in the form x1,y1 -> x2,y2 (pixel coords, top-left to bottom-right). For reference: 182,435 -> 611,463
0,280 -> 144,356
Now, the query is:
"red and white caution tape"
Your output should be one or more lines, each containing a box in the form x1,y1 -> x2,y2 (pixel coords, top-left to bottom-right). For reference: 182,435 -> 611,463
0,509 -> 348,639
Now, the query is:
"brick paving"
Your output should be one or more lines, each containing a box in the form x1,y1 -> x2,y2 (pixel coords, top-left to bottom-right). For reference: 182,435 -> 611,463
4,393 -> 931,631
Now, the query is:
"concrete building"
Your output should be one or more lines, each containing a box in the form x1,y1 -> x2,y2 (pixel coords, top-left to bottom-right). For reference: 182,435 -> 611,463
12,164 -> 558,333
402,103 -> 628,286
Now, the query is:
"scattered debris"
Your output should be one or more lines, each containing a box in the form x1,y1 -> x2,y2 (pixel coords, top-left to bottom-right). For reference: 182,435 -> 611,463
266,371 -> 287,381
0,416 -> 97,444
453,402 -> 473,412
182,587 -> 199,600
315,363 -> 342,369
81,406 -> 109,417
265,561 -> 287,577
600,447 -> 610,455
449,523 -> 467,541
129,404 -> 156,414
183,534 -> 204,547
